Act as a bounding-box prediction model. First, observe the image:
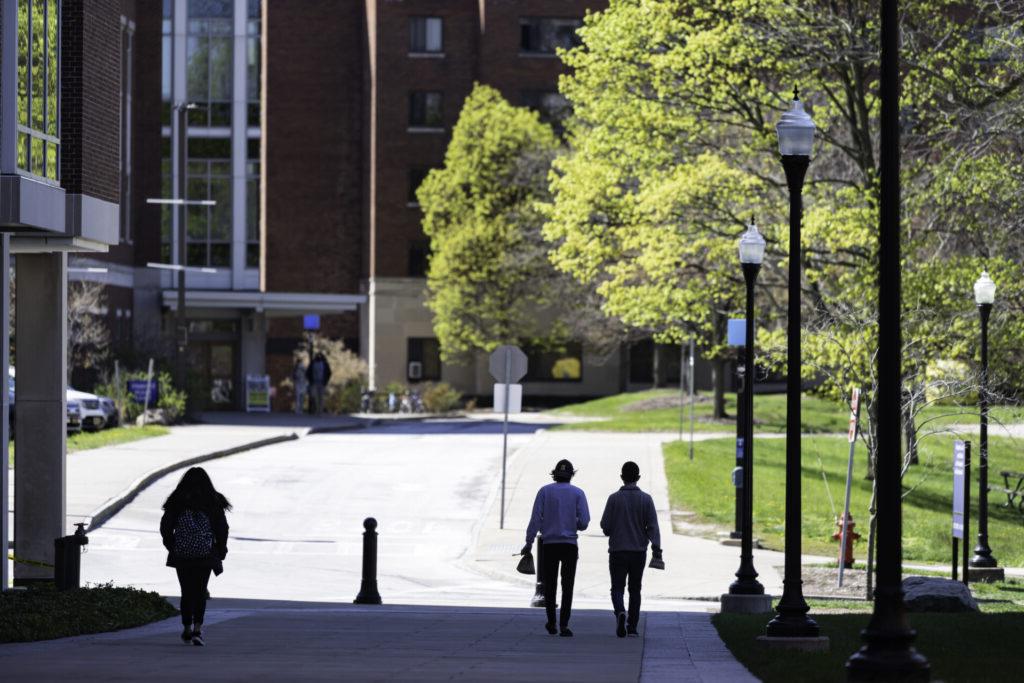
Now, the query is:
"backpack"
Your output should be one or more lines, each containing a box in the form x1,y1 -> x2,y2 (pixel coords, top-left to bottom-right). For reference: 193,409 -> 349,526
173,508 -> 215,559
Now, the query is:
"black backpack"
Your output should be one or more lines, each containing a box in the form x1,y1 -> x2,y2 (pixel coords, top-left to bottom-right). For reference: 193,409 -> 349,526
173,508 -> 215,559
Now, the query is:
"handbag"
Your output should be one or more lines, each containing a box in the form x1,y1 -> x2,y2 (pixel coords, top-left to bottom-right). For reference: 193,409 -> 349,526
516,551 -> 536,575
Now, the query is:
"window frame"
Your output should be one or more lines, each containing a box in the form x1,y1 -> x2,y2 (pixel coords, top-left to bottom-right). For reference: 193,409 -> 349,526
16,0 -> 61,183
408,90 -> 444,132
407,337 -> 442,382
409,16 -> 444,56
523,342 -> 584,383
519,16 -> 583,56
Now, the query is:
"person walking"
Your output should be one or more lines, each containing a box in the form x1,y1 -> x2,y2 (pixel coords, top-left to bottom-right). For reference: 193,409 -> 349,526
292,357 -> 308,415
522,459 -> 590,637
159,467 -> 231,647
600,461 -> 662,638
306,351 -> 332,415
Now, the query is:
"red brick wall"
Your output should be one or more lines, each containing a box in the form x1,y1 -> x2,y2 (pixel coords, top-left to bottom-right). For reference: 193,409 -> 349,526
263,0 -> 365,295
129,0 -> 163,267
61,0 -> 122,203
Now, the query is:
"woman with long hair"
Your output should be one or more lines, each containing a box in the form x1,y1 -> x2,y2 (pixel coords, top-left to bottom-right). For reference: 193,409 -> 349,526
159,467 -> 231,646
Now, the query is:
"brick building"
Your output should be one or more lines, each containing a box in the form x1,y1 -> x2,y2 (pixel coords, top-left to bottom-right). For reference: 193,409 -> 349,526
64,0 -> 702,411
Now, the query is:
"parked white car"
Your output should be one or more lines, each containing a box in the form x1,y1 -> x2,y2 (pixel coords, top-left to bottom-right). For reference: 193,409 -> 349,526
8,369 -> 83,433
68,389 -> 116,431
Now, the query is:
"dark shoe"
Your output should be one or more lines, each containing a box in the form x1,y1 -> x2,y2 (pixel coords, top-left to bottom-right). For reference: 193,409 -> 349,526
627,626 -> 639,637
191,628 -> 205,647
180,626 -> 192,643
616,612 -> 627,638
545,621 -> 558,635
559,628 -> 574,637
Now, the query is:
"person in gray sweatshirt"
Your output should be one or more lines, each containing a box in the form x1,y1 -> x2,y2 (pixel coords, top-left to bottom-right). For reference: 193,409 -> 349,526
600,461 -> 662,637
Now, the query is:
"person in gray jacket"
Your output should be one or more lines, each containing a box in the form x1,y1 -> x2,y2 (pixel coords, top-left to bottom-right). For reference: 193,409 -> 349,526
600,461 -> 662,637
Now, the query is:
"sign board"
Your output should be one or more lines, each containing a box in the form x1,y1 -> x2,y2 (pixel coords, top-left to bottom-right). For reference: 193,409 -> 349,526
493,383 -> 523,414
847,388 -> 861,443
303,314 -> 321,331
245,374 -> 271,413
489,345 -> 528,384
952,440 -> 966,539
727,318 -> 746,346
127,379 -> 159,405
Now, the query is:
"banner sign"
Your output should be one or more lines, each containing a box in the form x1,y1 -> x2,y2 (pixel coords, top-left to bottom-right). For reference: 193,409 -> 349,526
245,374 -> 271,413
127,379 -> 159,405
952,440 -> 966,539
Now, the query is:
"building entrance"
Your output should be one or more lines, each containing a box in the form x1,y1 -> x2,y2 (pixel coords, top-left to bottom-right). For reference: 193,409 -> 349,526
185,318 -> 240,412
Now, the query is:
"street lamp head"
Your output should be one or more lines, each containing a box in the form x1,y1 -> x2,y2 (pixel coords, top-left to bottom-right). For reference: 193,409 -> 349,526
776,93 -> 816,157
974,270 -> 996,305
738,219 -> 766,265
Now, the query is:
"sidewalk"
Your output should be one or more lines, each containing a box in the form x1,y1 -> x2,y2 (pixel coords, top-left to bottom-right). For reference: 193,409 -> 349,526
0,600 -> 756,682
467,429 -> 789,602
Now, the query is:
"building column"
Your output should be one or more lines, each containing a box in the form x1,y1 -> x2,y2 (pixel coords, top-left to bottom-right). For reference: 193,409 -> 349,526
1,236 -> 10,590
13,253 -> 67,584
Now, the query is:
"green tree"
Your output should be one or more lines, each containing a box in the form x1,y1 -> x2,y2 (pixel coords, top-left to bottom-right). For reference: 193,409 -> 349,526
418,84 -> 631,363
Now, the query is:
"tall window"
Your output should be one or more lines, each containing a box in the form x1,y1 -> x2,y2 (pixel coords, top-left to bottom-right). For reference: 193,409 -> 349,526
16,0 -> 60,181
186,0 -> 233,127
524,343 -> 583,382
247,0 -> 260,127
407,338 -> 441,381
520,17 -> 583,55
409,91 -> 443,129
160,138 -> 172,262
409,17 -> 443,54
161,0 -> 172,124
246,139 -> 260,267
408,167 -> 431,205
120,19 -> 135,243
186,137 -> 231,266
408,240 -> 430,277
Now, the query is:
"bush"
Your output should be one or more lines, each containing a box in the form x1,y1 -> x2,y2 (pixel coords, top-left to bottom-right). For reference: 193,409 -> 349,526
327,380 -> 363,414
280,335 -> 368,415
0,583 -> 176,643
95,369 -> 187,424
422,382 -> 462,413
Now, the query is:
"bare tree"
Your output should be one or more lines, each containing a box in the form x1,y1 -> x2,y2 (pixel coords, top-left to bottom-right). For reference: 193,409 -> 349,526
67,282 -> 111,381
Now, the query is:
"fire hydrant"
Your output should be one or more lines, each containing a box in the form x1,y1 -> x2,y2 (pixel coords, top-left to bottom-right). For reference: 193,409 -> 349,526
833,513 -> 861,569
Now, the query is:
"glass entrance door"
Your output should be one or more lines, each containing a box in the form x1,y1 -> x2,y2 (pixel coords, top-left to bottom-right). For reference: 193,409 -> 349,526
188,342 -> 238,411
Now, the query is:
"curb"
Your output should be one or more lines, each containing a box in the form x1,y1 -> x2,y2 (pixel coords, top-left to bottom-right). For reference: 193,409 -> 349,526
307,419 -> 381,435
85,432 -> 300,532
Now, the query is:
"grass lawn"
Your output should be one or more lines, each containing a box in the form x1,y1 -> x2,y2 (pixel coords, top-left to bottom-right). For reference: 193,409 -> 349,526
8,425 -> 170,467
714,609 -> 1024,682
663,434 -> 1024,566
0,584 -> 176,643
549,389 -> 851,433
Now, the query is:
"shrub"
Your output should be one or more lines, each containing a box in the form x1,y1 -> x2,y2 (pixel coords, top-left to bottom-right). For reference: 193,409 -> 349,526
327,380 -> 363,414
280,335 -> 368,414
422,382 -> 462,413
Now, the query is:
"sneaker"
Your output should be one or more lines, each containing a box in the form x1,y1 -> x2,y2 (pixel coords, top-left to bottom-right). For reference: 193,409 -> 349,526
627,626 -> 639,637
559,628 -> 574,637
191,629 -> 205,647
180,626 -> 192,643
545,621 -> 558,635
616,612 -> 627,638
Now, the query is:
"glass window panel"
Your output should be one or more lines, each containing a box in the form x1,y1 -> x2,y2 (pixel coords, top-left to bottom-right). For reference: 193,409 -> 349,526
210,178 -> 231,240
17,132 -> 29,169
31,0 -> 45,131
187,203 -> 207,240
188,136 -> 231,157
425,18 -> 442,52
248,102 -> 260,127
161,26 -> 172,103
246,244 -> 259,268
187,244 -> 206,267
208,37 -> 232,100
186,36 -> 209,101
45,141 -> 57,180
408,168 -> 430,204
209,159 -> 231,176
189,0 -> 232,19
17,0 -> 28,127
410,17 -> 442,53
247,33 -> 260,101
247,138 -> 260,160
520,17 -> 583,54
209,102 -> 232,126
246,178 -> 259,241
161,244 -> 172,263
163,0 -> 172,19
30,136 -> 44,176
46,0 -> 58,137
209,243 -> 230,266
248,0 -> 260,19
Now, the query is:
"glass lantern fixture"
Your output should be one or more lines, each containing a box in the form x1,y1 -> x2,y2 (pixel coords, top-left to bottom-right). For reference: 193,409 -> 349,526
974,271 -> 996,305
776,92 -> 816,157
738,220 -> 767,265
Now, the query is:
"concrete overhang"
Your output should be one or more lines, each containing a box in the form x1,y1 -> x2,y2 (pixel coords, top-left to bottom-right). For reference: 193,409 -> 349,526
10,236 -> 110,254
0,174 -> 66,234
65,194 -> 119,245
161,290 -> 367,316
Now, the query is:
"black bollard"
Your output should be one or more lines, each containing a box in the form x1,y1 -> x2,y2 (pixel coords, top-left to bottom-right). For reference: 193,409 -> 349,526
354,517 -> 383,605
54,523 -> 89,591
530,536 -> 545,607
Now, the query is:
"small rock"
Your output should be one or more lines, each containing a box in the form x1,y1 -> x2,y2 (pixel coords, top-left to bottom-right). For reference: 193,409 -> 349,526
135,409 -> 171,426
902,576 -> 979,612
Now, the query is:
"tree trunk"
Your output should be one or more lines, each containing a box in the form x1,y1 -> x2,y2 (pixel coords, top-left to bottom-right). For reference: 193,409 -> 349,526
711,312 -> 727,419
652,343 -> 660,389
865,400 -> 878,480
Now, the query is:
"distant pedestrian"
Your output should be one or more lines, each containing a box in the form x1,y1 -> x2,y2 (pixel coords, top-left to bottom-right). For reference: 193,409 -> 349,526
522,459 -> 590,637
160,467 -> 231,647
600,461 -> 661,638
292,358 -> 308,415
306,351 -> 332,415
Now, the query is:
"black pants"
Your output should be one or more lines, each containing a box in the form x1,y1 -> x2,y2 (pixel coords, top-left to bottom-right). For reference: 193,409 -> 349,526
176,566 -> 212,627
542,543 -> 579,628
609,551 -> 646,629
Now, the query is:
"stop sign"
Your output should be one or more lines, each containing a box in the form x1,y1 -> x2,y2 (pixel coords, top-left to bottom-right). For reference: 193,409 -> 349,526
489,345 -> 528,384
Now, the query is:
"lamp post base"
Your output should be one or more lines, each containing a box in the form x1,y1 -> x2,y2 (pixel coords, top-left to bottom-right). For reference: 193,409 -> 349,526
721,594 -> 773,614
757,635 -> 830,652
765,612 -> 820,638
966,566 -> 1004,583
846,646 -> 930,682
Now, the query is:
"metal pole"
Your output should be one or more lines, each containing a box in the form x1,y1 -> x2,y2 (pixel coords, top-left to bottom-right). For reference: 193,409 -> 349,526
765,153 -> 816,638
688,338 -> 695,460
354,517 -> 382,604
679,341 -> 685,443
141,357 -> 154,426
175,103 -> 188,400
839,389 -> 861,587
732,344 -> 745,540
971,303 -> 997,568
500,350 -> 511,530
729,264 -> 763,596
963,442 -> 971,585
847,0 -> 929,677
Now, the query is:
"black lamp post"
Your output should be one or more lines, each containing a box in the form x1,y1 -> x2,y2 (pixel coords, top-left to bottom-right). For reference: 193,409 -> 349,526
764,93 -> 819,639
971,271 -> 1000,572
847,0 -> 929,678
729,221 -> 766,597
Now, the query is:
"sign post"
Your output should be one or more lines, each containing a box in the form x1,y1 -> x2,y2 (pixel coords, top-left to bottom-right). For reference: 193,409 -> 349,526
490,345 -> 528,529
952,440 -> 971,584
688,338 -> 695,460
727,319 -> 746,540
141,358 -> 155,426
838,387 -> 862,587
